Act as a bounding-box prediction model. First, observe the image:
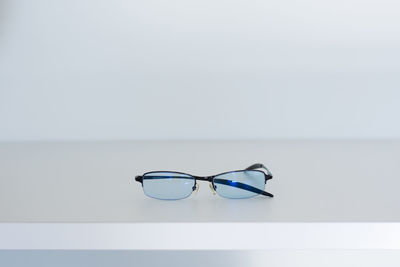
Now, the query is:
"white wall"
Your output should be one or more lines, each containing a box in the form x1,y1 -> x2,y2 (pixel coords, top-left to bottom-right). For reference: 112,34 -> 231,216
1,0 -> 399,141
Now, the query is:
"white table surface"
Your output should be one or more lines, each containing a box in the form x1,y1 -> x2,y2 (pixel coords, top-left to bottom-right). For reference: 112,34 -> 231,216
0,141 -> 399,249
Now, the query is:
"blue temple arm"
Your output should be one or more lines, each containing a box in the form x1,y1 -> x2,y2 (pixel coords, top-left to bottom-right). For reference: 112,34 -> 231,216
213,178 -> 274,197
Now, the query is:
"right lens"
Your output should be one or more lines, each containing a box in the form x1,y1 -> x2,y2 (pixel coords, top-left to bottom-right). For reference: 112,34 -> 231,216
142,172 -> 195,200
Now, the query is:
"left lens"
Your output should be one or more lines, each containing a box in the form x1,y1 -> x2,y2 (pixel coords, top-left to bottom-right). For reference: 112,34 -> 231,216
142,172 -> 195,200
213,170 -> 265,199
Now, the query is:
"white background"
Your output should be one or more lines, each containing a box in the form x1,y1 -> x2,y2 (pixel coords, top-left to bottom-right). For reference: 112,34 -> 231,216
1,0 -> 400,141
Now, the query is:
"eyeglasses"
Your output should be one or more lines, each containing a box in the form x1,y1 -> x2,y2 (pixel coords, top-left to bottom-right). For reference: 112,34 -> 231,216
134,163 -> 274,200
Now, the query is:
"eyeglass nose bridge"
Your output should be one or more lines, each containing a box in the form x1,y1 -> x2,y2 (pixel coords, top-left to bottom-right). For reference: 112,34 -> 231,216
192,176 -> 217,195
193,175 -> 214,182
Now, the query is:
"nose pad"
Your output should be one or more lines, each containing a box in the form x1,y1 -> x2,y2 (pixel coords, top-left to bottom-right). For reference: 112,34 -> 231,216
193,183 -> 199,196
209,183 -> 216,195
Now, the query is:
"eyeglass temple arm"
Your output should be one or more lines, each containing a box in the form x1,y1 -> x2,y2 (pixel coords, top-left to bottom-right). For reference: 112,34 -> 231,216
245,163 -> 273,178
213,179 -> 274,197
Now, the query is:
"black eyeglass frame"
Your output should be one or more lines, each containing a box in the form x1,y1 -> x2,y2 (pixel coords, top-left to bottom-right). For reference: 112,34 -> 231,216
135,163 -> 274,198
